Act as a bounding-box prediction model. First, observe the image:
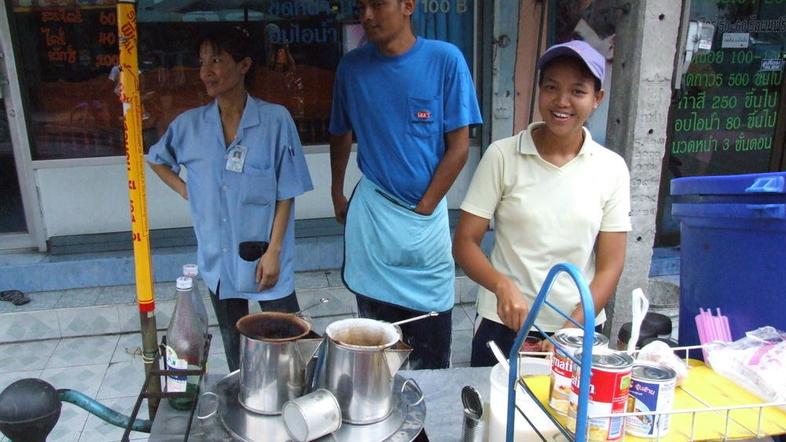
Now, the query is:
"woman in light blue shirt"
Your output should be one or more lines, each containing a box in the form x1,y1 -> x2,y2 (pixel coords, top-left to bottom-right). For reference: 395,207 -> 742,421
148,27 -> 313,371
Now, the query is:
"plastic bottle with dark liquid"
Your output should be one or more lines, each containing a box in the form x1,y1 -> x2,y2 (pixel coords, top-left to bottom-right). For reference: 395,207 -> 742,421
165,276 -> 205,410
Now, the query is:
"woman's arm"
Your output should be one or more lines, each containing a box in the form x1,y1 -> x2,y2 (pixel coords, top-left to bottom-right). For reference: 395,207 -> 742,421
257,198 -> 293,290
562,231 -> 627,328
148,162 -> 188,200
453,210 -> 529,331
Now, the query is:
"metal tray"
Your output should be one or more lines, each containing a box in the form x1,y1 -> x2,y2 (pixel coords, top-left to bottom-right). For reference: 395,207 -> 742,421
200,371 -> 426,442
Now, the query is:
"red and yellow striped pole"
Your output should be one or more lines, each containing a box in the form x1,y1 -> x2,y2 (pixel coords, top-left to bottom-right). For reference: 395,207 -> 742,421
116,0 -> 161,416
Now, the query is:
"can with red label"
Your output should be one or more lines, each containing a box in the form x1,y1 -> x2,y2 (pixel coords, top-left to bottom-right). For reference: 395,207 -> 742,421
548,328 -> 609,415
566,349 -> 633,441
625,362 -> 676,438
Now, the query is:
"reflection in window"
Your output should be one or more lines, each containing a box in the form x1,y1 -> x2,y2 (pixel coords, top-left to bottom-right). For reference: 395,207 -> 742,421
657,1 -> 786,245
9,0 -> 475,160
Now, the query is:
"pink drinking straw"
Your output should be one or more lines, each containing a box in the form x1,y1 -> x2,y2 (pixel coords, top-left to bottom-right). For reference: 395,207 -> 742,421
719,309 -> 732,341
696,309 -> 709,360
711,311 -> 722,342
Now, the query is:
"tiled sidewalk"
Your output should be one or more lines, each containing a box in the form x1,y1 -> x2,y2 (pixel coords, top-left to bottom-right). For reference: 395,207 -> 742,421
0,269 -> 480,343
0,270 -> 479,442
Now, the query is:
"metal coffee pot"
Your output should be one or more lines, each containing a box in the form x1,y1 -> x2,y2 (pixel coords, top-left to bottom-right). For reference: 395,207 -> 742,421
324,318 -> 413,424
236,312 -> 323,415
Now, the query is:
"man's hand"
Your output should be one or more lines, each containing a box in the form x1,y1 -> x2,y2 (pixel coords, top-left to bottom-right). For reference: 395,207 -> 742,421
256,251 -> 281,291
332,191 -> 348,224
495,277 -> 529,332
413,200 -> 435,216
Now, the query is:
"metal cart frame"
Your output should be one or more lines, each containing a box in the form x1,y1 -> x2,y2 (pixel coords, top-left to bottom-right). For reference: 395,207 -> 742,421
503,263 -> 786,442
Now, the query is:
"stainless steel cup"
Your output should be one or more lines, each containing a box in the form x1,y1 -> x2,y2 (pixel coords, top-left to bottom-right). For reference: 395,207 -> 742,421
282,388 -> 341,442
236,312 -> 323,415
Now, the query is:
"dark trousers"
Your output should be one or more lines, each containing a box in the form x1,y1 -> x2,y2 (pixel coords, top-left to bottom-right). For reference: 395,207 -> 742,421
209,283 -> 300,372
471,317 -> 603,367
355,293 -> 452,369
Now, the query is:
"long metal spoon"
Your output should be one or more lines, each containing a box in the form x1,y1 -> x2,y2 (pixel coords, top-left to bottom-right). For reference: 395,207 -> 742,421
296,297 -> 329,316
392,311 -> 438,326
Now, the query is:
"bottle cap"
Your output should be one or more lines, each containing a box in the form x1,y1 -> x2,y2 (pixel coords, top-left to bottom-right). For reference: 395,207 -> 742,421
182,263 -> 198,277
176,276 -> 193,290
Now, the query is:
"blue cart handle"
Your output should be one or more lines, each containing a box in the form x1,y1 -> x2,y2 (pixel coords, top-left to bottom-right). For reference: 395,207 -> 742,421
505,263 -> 595,442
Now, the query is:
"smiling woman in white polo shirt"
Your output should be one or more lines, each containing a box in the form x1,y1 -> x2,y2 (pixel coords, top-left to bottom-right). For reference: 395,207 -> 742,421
453,40 -> 631,366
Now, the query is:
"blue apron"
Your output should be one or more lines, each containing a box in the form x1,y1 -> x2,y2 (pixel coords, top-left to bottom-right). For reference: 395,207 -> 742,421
343,177 -> 455,312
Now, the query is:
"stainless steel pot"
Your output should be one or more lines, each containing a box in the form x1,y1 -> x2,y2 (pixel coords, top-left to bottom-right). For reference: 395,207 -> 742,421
236,312 -> 323,415
324,318 -> 413,424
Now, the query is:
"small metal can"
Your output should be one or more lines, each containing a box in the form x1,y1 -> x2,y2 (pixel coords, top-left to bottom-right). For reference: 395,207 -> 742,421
282,389 -> 342,442
625,362 -> 677,438
566,350 -> 633,441
549,328 -> 609,415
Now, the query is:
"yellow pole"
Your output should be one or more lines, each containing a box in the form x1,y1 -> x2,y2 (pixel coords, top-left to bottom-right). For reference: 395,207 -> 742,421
116,0 -> 161,417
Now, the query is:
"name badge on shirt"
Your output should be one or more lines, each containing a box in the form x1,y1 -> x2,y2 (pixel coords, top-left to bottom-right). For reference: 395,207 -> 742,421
226,145 -> 248,173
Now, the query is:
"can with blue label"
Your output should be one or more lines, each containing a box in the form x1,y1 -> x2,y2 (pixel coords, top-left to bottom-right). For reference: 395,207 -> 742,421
625,362 -> 676,438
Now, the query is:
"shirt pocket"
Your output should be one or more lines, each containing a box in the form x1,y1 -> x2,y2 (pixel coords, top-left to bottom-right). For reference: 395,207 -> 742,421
234,257 -> 260,293
240,166 -> 276,206
406,96 -> 440,139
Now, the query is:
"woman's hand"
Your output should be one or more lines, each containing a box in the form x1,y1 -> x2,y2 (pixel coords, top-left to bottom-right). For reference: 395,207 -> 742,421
495,277 -> 529,332
178,182 -> 188,200
148,162 -> 188,201
256,250 -> 280,291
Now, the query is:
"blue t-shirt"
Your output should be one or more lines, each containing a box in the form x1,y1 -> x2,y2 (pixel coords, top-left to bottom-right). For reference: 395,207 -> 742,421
329,37 -> 482,205
147,97 -> 313,301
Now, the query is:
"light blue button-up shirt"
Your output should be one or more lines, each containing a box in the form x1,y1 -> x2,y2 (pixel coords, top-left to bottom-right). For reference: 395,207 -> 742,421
148,96 -> 313,300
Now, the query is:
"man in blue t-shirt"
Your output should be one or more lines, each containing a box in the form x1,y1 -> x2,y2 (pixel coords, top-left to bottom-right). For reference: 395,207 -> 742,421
329,0 -> 482,369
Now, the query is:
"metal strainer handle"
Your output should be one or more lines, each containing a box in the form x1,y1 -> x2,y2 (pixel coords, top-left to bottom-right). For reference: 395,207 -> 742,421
196,391 -> 218,420
401,378 -> 424,407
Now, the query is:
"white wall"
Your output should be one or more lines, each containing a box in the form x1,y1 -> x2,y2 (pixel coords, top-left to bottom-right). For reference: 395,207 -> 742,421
34,146 -> 481,238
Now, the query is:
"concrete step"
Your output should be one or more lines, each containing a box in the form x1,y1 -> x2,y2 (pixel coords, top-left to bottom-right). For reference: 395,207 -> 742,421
0,270 -> 481,344
0,212 -> 491,295
0,234 -> 344,294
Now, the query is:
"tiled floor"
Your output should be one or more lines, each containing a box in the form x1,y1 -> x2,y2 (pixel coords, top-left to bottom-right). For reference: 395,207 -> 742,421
0,304 -> 477,442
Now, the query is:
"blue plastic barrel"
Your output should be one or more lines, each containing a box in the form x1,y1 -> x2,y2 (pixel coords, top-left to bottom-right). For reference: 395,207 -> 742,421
671,171 -> 786,348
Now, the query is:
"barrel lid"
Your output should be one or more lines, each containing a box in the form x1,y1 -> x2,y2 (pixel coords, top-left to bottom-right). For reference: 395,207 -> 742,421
671,172 -> 786,196
633,362 -> 676,381
574,349 -> 634,369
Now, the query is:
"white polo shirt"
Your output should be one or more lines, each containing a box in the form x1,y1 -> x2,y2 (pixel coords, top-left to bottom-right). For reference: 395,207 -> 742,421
461,122 -> 631,331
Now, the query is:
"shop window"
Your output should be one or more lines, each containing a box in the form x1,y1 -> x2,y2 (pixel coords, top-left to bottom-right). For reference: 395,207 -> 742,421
7,0 -> 477,160
656,1 -> 786,245
552,0 -> 617,145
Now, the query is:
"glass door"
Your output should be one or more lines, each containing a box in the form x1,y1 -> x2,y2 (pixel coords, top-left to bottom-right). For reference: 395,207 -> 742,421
0,1 -> 43,251
0,98 -> 26,234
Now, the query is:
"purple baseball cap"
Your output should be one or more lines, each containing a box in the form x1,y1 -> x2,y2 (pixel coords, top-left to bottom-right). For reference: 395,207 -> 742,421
537,40 -> 606,83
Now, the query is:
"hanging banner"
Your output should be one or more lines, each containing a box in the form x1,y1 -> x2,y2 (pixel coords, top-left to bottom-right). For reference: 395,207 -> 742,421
117,0 -> 155,314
